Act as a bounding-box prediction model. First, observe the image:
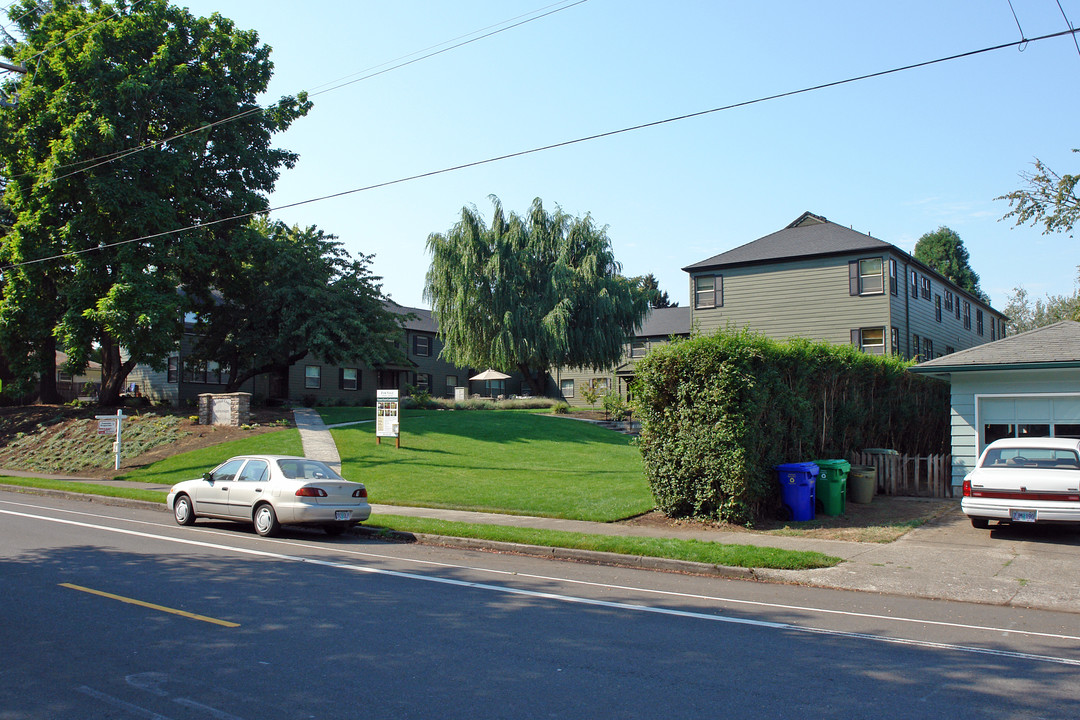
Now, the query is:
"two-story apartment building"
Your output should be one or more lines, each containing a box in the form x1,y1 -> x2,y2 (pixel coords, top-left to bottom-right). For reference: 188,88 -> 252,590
126,302 -> 492,406
683,212 -> 1006,359
553,306 -> 691,406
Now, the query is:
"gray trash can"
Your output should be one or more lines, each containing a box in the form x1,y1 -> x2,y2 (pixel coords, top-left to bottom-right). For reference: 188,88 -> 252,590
849,465 -> 876,504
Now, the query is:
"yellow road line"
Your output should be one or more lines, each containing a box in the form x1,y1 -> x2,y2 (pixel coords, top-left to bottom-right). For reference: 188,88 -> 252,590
59,583 -> 240,628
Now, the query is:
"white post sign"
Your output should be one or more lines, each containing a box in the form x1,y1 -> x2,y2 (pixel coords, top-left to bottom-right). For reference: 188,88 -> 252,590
376,389 -> 400,447
95,409 -> 126,470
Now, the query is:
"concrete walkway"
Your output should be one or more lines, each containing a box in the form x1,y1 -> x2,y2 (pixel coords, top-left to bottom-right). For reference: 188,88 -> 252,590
292,407 -> 342,472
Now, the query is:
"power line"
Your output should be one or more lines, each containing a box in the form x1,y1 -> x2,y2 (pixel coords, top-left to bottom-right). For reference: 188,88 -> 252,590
1054,0 -> 1080,58
304,0 -> 586,96
8,0 -> 589,184
20,0 -> 146,67
1006,0 -> 1028,46
3,25 -> 1078,273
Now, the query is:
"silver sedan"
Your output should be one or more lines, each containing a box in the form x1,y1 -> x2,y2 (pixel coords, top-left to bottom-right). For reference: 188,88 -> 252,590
166,455 -> 371,537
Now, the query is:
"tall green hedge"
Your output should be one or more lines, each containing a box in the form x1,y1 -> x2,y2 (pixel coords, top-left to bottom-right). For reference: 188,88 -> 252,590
632,328 -> 948,525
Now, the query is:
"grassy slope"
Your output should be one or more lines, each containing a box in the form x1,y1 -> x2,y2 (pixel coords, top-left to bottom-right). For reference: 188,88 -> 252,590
333,410 -> 654,522
116,430 -> 304,485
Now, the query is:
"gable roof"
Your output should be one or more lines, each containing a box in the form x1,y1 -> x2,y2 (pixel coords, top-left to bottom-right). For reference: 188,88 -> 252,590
637,306 -> 691,338
682,211 -> 1003,317
385,301 -> 437,333
682,212 -> 894,272
910,321 -> 1080,376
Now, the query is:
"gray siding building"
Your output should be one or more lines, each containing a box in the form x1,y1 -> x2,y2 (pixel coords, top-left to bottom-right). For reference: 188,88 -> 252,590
554,306 -> 691,406
683,212 -> 1006,360
127,302 -> 487,407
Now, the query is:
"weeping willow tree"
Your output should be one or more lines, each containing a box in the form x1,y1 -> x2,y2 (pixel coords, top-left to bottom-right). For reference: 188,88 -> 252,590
424,196 -> 651,396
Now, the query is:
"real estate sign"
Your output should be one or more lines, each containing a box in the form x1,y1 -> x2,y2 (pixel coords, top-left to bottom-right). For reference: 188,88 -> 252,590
376,389 -> 399,439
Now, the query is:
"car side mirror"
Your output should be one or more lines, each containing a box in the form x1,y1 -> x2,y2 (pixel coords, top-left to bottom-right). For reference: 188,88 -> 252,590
203,472 -> 214,483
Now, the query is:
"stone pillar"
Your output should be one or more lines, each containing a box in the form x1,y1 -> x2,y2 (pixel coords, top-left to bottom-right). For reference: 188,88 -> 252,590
198,392 -> 252,426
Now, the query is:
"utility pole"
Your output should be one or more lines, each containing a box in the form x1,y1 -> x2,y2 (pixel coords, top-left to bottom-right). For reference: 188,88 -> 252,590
1,60 -> 26,108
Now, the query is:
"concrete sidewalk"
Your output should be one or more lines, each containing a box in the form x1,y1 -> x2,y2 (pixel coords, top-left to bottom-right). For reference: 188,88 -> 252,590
1,407 -> 1076,613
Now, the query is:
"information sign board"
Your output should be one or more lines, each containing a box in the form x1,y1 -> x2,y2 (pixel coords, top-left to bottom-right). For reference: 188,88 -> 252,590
376,389 -> 399,438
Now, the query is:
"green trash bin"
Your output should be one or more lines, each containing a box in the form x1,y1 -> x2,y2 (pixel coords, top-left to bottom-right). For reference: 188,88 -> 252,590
813,459 -> 850,516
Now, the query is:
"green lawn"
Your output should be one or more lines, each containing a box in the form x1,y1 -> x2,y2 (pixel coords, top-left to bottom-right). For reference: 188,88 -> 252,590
317,407 -> 376,425
0,476 -> 167,503
116,430 -> 303,486
368,514 -> 839,570
333,410 -> 653,522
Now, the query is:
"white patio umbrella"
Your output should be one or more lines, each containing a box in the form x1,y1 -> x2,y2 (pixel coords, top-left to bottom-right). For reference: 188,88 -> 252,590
469,369 -> 511,397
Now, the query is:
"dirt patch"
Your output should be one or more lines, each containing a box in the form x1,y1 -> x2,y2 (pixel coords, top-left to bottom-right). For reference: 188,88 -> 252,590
0,404 -> 294,479
621,496 -> 957,543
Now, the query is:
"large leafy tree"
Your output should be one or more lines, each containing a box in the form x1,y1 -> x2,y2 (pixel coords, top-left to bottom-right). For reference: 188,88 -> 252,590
185,218 -> 405,391
425,196 -> 651,396
912,226 -> 988,303
999,150 -> 1079,236
0,0 -> 310,404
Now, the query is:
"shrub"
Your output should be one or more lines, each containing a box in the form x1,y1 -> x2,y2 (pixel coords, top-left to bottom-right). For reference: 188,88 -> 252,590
580,380 -> 602,407
601,392 -> 628,421
634,327 -> 948,525
551,402 -> 571,414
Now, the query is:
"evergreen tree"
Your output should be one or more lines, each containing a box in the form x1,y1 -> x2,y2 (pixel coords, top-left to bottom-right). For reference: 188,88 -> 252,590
913,226 -> 988,303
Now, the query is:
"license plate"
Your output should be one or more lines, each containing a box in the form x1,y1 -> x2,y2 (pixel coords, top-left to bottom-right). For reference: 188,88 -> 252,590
335,510 -> 351,521
1010,509 -> 1036,522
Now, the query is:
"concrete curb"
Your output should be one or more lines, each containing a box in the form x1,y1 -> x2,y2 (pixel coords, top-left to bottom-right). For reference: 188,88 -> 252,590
0,484 -> 168,512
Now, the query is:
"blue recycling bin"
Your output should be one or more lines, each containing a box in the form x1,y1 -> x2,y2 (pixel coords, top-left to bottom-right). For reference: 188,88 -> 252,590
775,462 -> 818,521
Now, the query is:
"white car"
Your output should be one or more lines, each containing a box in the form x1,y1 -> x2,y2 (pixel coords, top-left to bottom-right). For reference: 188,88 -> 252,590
962,437 -> 1080,529
166,455 -> 371,537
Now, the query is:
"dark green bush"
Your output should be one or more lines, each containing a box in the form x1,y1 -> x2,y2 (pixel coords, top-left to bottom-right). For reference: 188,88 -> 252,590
633,328 -> 948,525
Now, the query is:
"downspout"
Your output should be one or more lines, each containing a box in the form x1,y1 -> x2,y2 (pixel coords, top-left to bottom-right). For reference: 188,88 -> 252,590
904,261 -> 911,358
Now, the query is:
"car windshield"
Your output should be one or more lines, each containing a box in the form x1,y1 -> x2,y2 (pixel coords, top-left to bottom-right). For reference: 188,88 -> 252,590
981,447 -> 1080,469
275,459 -> 343,480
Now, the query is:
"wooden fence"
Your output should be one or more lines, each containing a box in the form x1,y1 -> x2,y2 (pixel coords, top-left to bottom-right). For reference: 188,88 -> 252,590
848,451 -> 954,498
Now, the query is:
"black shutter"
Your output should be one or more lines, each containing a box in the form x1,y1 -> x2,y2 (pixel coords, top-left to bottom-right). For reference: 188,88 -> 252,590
850,329 -> 860,346
849,261 -> 860,296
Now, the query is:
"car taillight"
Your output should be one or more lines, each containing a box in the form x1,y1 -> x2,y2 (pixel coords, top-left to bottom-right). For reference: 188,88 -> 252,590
295,487 -> 327,497
353,488 -> 367,498
962,479 -> 971,497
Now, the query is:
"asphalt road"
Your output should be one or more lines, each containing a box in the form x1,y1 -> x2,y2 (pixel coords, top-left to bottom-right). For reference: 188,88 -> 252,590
3,490 -> 1079,720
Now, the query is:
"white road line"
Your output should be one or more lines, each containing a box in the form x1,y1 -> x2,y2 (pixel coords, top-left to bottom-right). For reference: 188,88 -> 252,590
77,685 -> 174,720
5,505 -> 1080,667
4,497 -> 1079,643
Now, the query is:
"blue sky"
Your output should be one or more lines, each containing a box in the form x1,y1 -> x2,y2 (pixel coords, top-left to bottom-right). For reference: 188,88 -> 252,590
175,0 -> 1079,311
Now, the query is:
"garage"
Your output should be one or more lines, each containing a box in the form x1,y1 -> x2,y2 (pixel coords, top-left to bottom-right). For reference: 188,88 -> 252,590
910,321 -> 1080,491
978,394 -> 1080,445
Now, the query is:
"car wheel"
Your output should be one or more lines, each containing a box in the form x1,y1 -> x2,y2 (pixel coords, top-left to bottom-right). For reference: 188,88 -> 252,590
173,494 -> 196,526
253,503 -> 280,537
970,517 -> 990,529
324,523 -> 348,536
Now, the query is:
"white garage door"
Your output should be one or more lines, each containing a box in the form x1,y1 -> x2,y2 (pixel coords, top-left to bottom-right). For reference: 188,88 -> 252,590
980,395 -> 1080,446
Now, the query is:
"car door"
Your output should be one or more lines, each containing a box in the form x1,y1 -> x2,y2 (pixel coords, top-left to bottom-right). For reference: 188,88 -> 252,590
193,458 -> 244,517
228,459 -> 270,518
